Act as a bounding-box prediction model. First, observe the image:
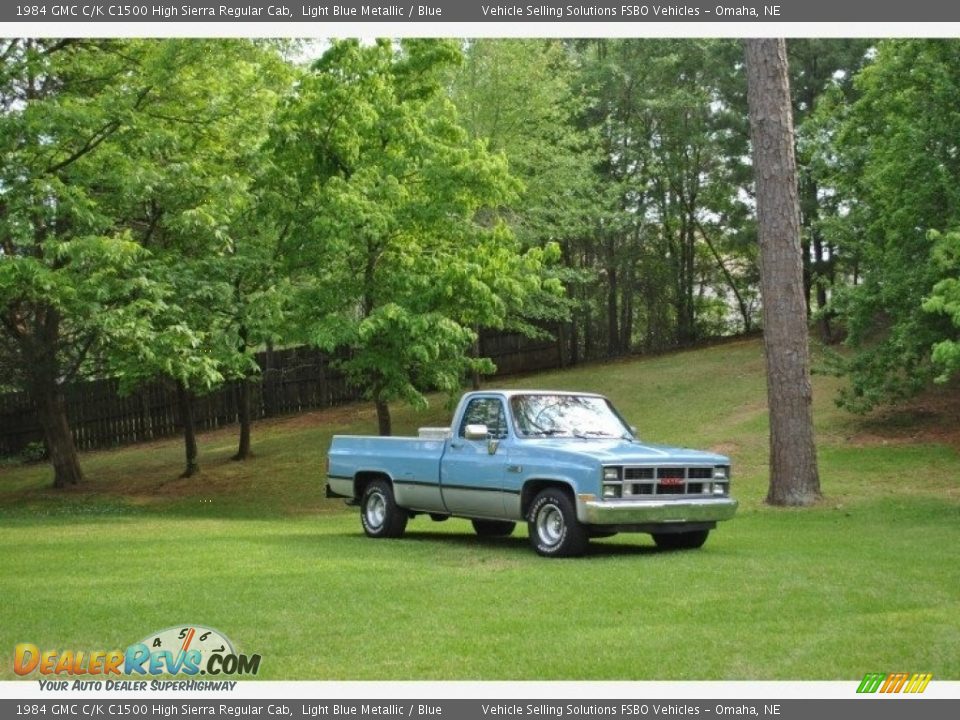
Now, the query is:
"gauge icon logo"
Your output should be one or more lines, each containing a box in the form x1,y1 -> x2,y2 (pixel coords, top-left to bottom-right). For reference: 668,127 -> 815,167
140,625 -> 235,660
128,624 -> 259,676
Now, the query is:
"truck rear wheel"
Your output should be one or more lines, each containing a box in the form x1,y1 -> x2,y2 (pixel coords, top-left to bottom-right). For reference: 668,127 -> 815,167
652,529 -> 709,550
471,519 -> 516,537
527,488 -> 588,557
360,479 -> 407,539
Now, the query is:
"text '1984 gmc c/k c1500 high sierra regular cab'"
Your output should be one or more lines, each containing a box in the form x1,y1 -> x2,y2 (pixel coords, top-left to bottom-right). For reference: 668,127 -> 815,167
326,390 -> 737,557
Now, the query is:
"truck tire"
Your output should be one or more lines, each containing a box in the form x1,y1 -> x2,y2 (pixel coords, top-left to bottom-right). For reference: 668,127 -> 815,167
652,529 -> 709,550
360,479 -> 408,539
527,488 -> 588,557
471,519 -> 516,537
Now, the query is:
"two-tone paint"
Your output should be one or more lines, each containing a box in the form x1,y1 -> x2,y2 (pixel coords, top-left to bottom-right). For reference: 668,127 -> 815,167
326,390 -> 738,535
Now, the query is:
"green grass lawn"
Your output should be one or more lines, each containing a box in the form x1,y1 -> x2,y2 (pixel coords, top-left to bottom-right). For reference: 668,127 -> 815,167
2,338 -> 959,680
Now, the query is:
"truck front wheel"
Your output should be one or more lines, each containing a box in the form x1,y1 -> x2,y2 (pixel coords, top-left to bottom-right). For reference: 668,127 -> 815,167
527,488 -> 588,557
360,479 -> 408,539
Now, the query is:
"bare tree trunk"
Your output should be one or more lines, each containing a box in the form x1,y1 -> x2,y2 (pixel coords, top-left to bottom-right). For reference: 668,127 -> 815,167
375,397 -> 392,436
812,233 -> 834,343
234,379 -> 252,461
696,219 -> 753,333
471,329 -> 481,390
35,385 -> 84,488
262,340 -> 277,418
233,324 -> 253,461
23,308 -> 84,488
745,38 -> 821,506
176,382 -> 200,477
606,263 -> 619,357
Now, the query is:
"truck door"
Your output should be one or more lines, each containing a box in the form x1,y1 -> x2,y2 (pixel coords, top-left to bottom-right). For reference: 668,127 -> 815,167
441,396 -> 509,518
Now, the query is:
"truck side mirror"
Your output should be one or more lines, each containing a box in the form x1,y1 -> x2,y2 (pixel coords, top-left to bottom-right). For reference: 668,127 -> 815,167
464,424 -> 489,441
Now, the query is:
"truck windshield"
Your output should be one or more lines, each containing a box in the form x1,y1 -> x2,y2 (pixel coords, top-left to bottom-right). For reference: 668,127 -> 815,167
510,394 -> 632,439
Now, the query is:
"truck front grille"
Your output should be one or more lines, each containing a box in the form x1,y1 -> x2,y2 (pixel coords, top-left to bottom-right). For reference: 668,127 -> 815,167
619,466 -> 726,497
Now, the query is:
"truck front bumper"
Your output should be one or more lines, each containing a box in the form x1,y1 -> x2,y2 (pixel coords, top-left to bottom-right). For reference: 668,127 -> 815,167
579,497 -> 738,528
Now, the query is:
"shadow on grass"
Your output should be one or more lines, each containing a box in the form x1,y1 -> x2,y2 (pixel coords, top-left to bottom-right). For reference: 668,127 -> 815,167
318,528 -> 665,558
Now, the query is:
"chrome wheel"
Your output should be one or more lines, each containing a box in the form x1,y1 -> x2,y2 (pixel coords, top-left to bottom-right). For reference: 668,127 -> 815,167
364,490 -> 386,531
360,479 -> 408,539
536,502 -> 565,547
527,488 -> 589,557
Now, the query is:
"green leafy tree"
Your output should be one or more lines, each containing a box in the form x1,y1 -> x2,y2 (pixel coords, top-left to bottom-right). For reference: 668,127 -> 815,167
923,230 -> 960,381
820,40 -> 960,411
0,40 -> 212,486
102,40 -> 291,474
789,39 -> 872,342
449,39 -> 590,372
0,39 -> 289,484
272,39 -> 557,435
574,39 -> 754,354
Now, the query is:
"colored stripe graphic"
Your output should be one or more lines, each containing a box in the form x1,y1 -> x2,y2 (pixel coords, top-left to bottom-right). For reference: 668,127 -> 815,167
904,673 -> 933,694
857,673 -> 886,693
857,672 -> 932,694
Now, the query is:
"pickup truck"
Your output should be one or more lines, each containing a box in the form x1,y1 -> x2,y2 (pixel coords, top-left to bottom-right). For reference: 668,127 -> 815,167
326,390 -> 737,557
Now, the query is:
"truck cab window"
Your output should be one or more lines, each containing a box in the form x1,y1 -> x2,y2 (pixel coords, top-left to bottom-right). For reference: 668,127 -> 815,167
459,398 -> 508,439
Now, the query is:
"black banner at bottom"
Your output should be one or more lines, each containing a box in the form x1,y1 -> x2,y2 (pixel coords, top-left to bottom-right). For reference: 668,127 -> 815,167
1,699 -> 957,720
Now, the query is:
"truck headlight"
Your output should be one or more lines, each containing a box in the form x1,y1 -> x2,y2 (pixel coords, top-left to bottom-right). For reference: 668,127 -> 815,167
603,467 -> 620,481
713,484 -> 727,496
602,484 -> 621,499
713,466 -> 729,480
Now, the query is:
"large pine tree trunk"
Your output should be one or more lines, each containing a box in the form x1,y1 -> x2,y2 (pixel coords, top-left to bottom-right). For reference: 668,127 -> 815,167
176,382 -> 200,477
745,38 -> 821,506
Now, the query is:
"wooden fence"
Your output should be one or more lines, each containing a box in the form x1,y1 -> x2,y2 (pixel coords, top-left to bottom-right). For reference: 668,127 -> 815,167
0,329 -> 563,457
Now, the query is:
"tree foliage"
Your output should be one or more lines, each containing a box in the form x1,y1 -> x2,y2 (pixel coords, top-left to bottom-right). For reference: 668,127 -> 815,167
819,40 -> 960,411
271,39 -> 559,434
0,39 -> 289,483
11,36 -> 952,486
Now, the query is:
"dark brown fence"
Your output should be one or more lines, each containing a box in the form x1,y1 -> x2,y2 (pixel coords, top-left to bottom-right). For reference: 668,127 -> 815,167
0,329 -> 563,457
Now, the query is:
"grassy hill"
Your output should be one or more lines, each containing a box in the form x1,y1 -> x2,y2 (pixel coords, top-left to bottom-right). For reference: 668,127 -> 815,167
1,337 -> 958,680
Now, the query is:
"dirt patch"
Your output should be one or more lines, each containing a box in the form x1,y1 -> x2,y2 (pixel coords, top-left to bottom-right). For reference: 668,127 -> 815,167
252,402 -> 378,432
846,383 -> 960,449
725,401 -> 767,427
709,441 -> 742,456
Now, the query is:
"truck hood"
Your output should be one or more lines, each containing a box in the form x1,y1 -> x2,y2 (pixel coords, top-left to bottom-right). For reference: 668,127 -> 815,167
524,438 -> 730,466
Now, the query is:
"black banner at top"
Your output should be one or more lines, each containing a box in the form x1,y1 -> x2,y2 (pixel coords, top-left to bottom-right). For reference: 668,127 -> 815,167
5,0 -> 960,24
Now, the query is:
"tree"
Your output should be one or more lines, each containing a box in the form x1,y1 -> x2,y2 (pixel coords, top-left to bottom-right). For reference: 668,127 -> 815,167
923,231 -> 960,382
0,40 -> 212,486
744,38 -> 821,506
272,40 -> 558,435
571,40 -> 756,357
788,40 -> 872,342
141,43 -> 291,469
819,41 -> 960,412
0,39 -> 289,484
449,39 -> 589,371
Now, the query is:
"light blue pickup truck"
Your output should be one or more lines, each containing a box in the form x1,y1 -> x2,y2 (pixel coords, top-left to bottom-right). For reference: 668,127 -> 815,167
326,390 -> 737,557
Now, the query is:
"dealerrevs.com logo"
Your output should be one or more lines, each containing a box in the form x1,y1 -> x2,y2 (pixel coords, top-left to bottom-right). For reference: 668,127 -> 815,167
14,625 -> 261,683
